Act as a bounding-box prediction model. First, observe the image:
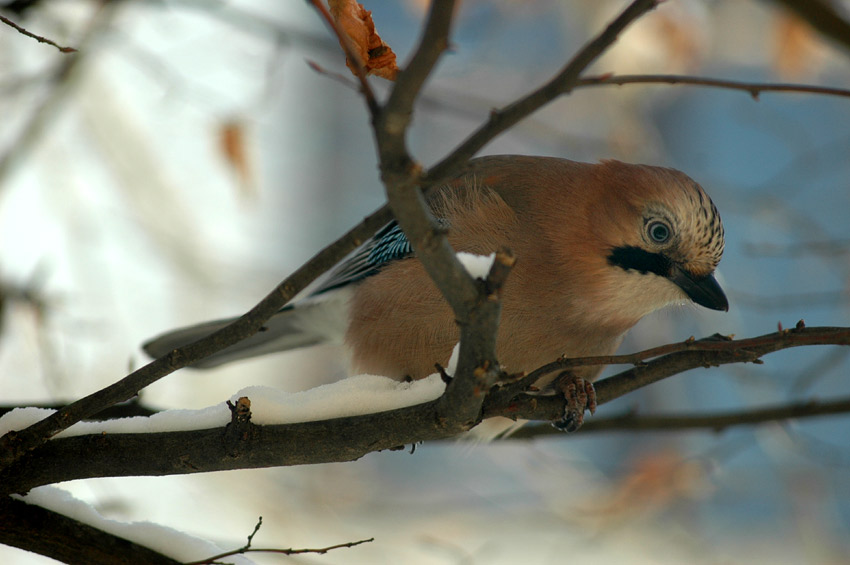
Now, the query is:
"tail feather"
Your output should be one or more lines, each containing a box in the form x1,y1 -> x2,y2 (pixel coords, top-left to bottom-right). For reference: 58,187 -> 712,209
143,292 -> 349,368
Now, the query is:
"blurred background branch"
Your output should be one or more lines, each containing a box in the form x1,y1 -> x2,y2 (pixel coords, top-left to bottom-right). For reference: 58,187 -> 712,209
1,0 -> 850,563
770,0 -> 850,52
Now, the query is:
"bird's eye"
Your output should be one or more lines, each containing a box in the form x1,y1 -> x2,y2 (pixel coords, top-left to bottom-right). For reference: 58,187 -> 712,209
647,221 -> 671,244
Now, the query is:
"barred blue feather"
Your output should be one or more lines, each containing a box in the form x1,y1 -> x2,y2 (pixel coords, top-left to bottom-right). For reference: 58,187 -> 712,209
310,221 -> 416,296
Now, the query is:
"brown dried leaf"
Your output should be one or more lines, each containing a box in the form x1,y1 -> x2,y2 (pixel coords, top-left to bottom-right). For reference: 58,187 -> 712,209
218,119 -> 254,197
329,0 -> 398,80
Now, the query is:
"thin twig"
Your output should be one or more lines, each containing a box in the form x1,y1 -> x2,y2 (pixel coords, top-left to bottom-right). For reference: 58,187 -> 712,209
0,14 -> 77,53
515,322 -> 850,387
185,514 -> 373,564
186,538 -> 374,564
305,58 -> 361,90
307,0 -> 379,118
427,0 -> 660,183
0,3 -> 115,190
577,73 -> 850,100
504,396 -> 850,439
484,325 -> 850,422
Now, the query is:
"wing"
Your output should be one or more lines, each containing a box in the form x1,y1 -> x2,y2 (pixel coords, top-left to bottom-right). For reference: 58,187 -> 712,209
307,220 -> 417,296
144,221 -> 424,367
143,219 -> 445,367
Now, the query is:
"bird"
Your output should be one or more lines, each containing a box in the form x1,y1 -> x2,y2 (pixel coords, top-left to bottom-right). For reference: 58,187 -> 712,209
144,155 -> 728,429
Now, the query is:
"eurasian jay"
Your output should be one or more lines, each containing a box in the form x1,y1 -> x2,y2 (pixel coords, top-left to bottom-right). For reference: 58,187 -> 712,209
144,155 -> 727,427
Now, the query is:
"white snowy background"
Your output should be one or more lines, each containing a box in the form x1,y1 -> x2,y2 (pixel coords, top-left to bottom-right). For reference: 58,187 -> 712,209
2,0 -> 850,563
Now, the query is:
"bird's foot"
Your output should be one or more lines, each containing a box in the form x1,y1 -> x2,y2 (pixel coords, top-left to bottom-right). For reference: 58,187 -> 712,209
551,372 -> 597,433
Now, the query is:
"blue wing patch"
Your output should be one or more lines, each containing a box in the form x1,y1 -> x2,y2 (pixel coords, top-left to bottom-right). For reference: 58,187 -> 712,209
310,220 -> 428,296
366,222 -> 413,267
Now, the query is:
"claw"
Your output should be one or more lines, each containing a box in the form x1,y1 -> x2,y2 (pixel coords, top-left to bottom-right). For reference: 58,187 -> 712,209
551,372 -> 597,433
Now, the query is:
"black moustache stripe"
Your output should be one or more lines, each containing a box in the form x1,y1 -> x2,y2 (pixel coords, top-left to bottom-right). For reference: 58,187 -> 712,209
607,246 -> 672,278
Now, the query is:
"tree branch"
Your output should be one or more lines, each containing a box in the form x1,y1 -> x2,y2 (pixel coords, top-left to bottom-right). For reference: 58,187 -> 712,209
0,399 -> 158,420
4,1 -> 850,561
504,396 -> 850,439
364,0 -> 514,431
0,0 -> 661,472
307,0 -> 379,117
427,0 -> 660,183
2,326 -> 847,495
0,205 -> 392,467
0,14 -> 77,53
0,497 -> 181,565
483,325 -> 850,422
369,0 -> 662,434
0,2 -> 114,190
380,0 -> 457,143
515,321 -> 841,388
577,73 -> 850,99
186,515 -> 372,564
375,0 -> 475,318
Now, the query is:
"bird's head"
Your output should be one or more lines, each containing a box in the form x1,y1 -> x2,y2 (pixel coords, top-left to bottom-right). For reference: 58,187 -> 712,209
596,160 -> 728,317
455,155 -> 728,330
528,161 -> 729,329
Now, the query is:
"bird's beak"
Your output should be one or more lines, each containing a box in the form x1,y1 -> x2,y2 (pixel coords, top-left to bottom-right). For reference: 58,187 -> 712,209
669,265 -> 729,312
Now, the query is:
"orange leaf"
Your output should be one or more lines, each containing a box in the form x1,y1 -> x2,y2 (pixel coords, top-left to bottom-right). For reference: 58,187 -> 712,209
329,0 -> 398,80
218,119 -> 254,196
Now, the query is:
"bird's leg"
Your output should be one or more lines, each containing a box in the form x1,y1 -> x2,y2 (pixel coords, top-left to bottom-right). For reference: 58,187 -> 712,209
551,371 -> 597,432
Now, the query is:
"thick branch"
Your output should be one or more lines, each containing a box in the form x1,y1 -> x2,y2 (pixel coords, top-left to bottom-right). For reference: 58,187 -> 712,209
0,206 -> 392,466
375,0 -> 475,317
369,0 -> 509,431
2,326 -> 847,494
0,399 -> 449,494
0,497 -> 180,565
436,249 -> 515,427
